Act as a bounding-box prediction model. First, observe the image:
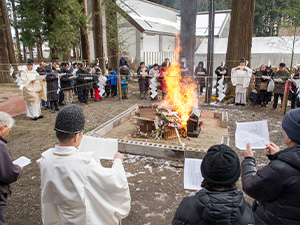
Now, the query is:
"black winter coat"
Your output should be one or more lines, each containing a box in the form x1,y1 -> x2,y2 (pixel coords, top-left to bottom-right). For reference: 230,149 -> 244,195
76,69 -> 90,90
242,145 -> 300,225
0,136 -> 21,209
92,74 -> 99,89
60,68 -> 73,91
45,65 -> 59,101
172,188 -> 254,225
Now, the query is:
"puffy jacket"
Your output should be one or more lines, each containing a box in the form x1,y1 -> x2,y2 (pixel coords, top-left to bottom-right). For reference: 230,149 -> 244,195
108,71 -> 118,86
0,136 -> 22,209
172,188 -> 254,225
76,68 -> 90,90
242,145 -> 300,224
60,68 -> 73,91
45,64 -> 59,101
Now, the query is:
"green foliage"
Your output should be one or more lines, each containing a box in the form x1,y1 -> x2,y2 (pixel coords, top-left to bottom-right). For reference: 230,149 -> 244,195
13,0 -> 86,58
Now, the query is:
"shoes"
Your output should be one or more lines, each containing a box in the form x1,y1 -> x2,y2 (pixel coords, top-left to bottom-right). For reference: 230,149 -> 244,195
55,108 -> 59,111
125,97 -> 128,99
38,115 -> 44,119
143,97 -> 147,100
101,97 -> 105,100
32,117 -> 38,120
140,96 -> 143,100
122,96 -> 124,99
241,104 -> 245,106
95,99 -> 100,102
51,110 -> 56,113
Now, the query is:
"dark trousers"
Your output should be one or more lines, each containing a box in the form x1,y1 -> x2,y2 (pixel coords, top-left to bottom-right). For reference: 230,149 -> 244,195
78,89 -> 89,103
273,93 -> 283,109
41,99 -> 49,107
58,91 -> 64,105
260,90 -> 268,105
0,208 -> 7,225
291,93 -> 300,109
50,100 -> 59,110
90,88 -> 94,98
111,85 -> 117,97
105,86 -> 111,97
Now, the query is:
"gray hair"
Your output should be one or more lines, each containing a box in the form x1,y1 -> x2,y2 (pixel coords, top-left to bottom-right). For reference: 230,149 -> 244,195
0,112 -> 15,128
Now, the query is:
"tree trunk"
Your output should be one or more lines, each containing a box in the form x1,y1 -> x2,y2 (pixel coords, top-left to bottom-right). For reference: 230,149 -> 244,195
225,0 -> 256,96
29,48 -> 34,59
105,0 -> 119,70
180,0 -> 197,76
63,50 -> 71,61
23,44 -> 27,62
79,0 -> 92,63
0,9 -> 13,83
11,0 -> 22,63
91,0 -> 106,72
0,0 -> 18,75
36,37 -> 42,62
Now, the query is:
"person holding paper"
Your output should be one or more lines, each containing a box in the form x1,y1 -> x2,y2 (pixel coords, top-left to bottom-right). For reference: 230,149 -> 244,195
215,61 -> 228,97
37,105 -> 131,225
76,63 -> 91,104
173,145 -> 254,225
241,108 -> 300,224
60,62 -> 73,105
20,58 -> 46,120
0,112 -> 23,225
290,67 -> 300,109
137,62 -> 150,100
45,60 -> 60,113
194,61 -> 207,96
231,57 -> 252,106
273,62 -> 290,109
149,63 -> 159,100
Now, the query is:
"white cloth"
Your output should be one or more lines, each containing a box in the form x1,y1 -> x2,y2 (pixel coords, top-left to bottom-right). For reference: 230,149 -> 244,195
235,90 -> 247,104
231,66 -> 252,90
25,102 -> 41,118
149,68 -> 159,98
37,146 -> 131,225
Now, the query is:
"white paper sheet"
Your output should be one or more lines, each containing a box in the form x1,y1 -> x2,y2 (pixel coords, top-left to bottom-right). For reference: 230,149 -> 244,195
35,75 -> 46,80
184,158 -> 203,190
274,78 -> 283,82
13,156 -> 31,167
235,120 -> 270,150
79,135 -> 118,160
262,76 -> 271,80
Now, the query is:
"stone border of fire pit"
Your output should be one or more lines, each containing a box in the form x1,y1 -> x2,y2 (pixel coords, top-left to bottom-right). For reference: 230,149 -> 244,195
88,104 -> 229,160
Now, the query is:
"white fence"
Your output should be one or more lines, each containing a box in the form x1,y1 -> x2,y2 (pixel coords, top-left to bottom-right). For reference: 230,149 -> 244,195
142,51 -> 175,66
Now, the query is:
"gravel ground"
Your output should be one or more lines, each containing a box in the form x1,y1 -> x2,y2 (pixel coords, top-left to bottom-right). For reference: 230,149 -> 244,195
1,83 -> 287,225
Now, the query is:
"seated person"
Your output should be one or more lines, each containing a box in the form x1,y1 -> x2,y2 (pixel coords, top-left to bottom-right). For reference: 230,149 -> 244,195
173,144 -> 254,225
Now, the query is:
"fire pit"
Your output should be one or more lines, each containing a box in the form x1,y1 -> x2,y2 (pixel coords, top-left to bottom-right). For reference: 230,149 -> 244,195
132,105 -> 202,142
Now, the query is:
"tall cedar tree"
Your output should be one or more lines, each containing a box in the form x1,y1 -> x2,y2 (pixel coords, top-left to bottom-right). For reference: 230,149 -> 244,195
105,0 -> 119,70
91,0 -> 106,72
78,0 -> 92,63
180,0 -> 197,76
0,0 -> 18,76
225,0 -> 256,96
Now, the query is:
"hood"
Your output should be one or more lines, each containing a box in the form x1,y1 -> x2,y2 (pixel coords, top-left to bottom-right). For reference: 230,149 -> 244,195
120,57 -> 127,63
272,145 -> 300,170
194,188 -> 246,225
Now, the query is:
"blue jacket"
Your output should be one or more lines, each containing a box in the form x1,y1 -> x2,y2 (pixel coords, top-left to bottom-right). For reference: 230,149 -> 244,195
108,71 -> 118,86
121,78 -> 128,89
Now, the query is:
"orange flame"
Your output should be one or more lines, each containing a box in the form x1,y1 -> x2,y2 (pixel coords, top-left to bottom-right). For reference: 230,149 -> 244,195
161,36 -> 198,130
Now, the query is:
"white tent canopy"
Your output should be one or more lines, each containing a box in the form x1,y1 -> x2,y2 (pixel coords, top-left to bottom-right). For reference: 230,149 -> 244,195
195,36 -> 300,70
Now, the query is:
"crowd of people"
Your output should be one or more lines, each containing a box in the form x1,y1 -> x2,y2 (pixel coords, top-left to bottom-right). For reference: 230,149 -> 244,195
17,56 -> 300,121
1,103 -> 300,224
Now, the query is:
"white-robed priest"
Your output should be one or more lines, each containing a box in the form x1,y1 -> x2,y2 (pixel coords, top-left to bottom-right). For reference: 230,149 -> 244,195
37,104 -> 131,225
20,58 -> 46,120
231,57 -> 252,106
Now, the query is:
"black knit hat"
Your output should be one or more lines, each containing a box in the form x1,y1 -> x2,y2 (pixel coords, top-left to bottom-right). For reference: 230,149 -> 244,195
27,58 -> 34,65
54,104 -> 85,134
240,57 -> 246,63
201,144 -> 241,186
282,108 -> 300,144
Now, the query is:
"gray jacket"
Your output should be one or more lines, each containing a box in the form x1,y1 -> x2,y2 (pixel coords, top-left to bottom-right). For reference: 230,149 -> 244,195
0,136 -> 22,209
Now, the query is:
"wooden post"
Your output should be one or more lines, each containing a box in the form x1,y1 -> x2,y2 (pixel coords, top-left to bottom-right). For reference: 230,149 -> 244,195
118,70 -> 122,100
282,80 -> 291,115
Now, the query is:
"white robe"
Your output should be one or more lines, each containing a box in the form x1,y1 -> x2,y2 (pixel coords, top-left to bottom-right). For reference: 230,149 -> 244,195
231,66 -> 252,104
19,68 -> 46,118
37,145 -> 131,225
